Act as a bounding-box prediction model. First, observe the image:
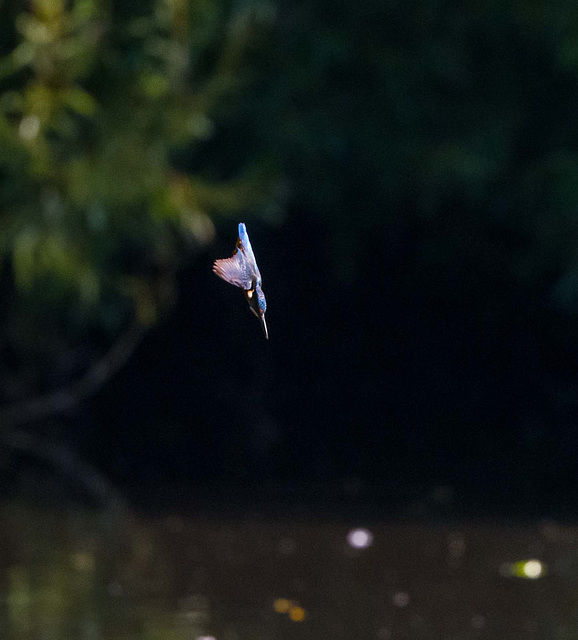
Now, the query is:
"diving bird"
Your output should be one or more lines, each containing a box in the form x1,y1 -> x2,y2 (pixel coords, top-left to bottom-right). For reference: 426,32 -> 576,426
213,223 -> 268,339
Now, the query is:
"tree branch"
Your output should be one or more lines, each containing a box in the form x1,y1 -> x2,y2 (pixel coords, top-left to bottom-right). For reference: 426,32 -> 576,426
0,321 -> 147,425
0,428 -> 128,512
0,322 -> 148,512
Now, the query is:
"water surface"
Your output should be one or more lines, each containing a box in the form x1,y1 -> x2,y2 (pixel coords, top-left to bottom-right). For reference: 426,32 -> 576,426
0,501 -> 576,639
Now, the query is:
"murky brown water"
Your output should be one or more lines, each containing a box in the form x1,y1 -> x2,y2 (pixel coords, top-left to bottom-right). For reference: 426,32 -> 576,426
0,501 -> 577,639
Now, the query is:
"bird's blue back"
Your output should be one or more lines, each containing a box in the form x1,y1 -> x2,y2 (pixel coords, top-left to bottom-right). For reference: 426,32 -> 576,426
238,223 -> 261,280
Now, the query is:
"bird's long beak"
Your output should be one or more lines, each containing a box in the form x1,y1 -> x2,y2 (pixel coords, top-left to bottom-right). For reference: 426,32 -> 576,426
260,313 -> 269,340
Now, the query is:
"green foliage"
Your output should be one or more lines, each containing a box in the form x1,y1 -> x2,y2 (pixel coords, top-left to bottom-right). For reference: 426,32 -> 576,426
0,0 -> 275,332
0,0 -> 278,402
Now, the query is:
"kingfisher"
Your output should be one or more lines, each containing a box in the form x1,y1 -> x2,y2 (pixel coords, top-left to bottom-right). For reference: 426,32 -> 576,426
213,222 -> 268,339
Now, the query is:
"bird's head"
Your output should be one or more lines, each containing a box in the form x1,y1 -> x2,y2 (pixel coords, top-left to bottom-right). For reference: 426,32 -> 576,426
245,285 -> 268,339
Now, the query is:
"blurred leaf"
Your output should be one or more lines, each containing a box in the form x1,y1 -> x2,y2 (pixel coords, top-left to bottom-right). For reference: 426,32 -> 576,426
61,86 -> 98,117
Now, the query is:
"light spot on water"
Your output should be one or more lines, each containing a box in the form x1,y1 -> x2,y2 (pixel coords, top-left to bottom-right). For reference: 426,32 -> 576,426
273,598 -> 291,613
289,605 -> 306,622
522,560 -> 544,579
471,614 -> 485,628
499,559 -> 546,579
392,591 -> 410,608
347,528 -> 373,549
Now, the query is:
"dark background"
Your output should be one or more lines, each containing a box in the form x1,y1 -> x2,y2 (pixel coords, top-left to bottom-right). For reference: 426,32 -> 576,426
1,0 -> 578,516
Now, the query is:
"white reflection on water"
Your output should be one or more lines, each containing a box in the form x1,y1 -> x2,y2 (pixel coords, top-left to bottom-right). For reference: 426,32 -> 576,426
392,591 -> 410,608
499,559 -> 546,579
347,527 -> 373,548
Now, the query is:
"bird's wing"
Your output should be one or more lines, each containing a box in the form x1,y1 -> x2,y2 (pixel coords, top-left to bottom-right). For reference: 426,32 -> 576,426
213,251 -> 253,290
